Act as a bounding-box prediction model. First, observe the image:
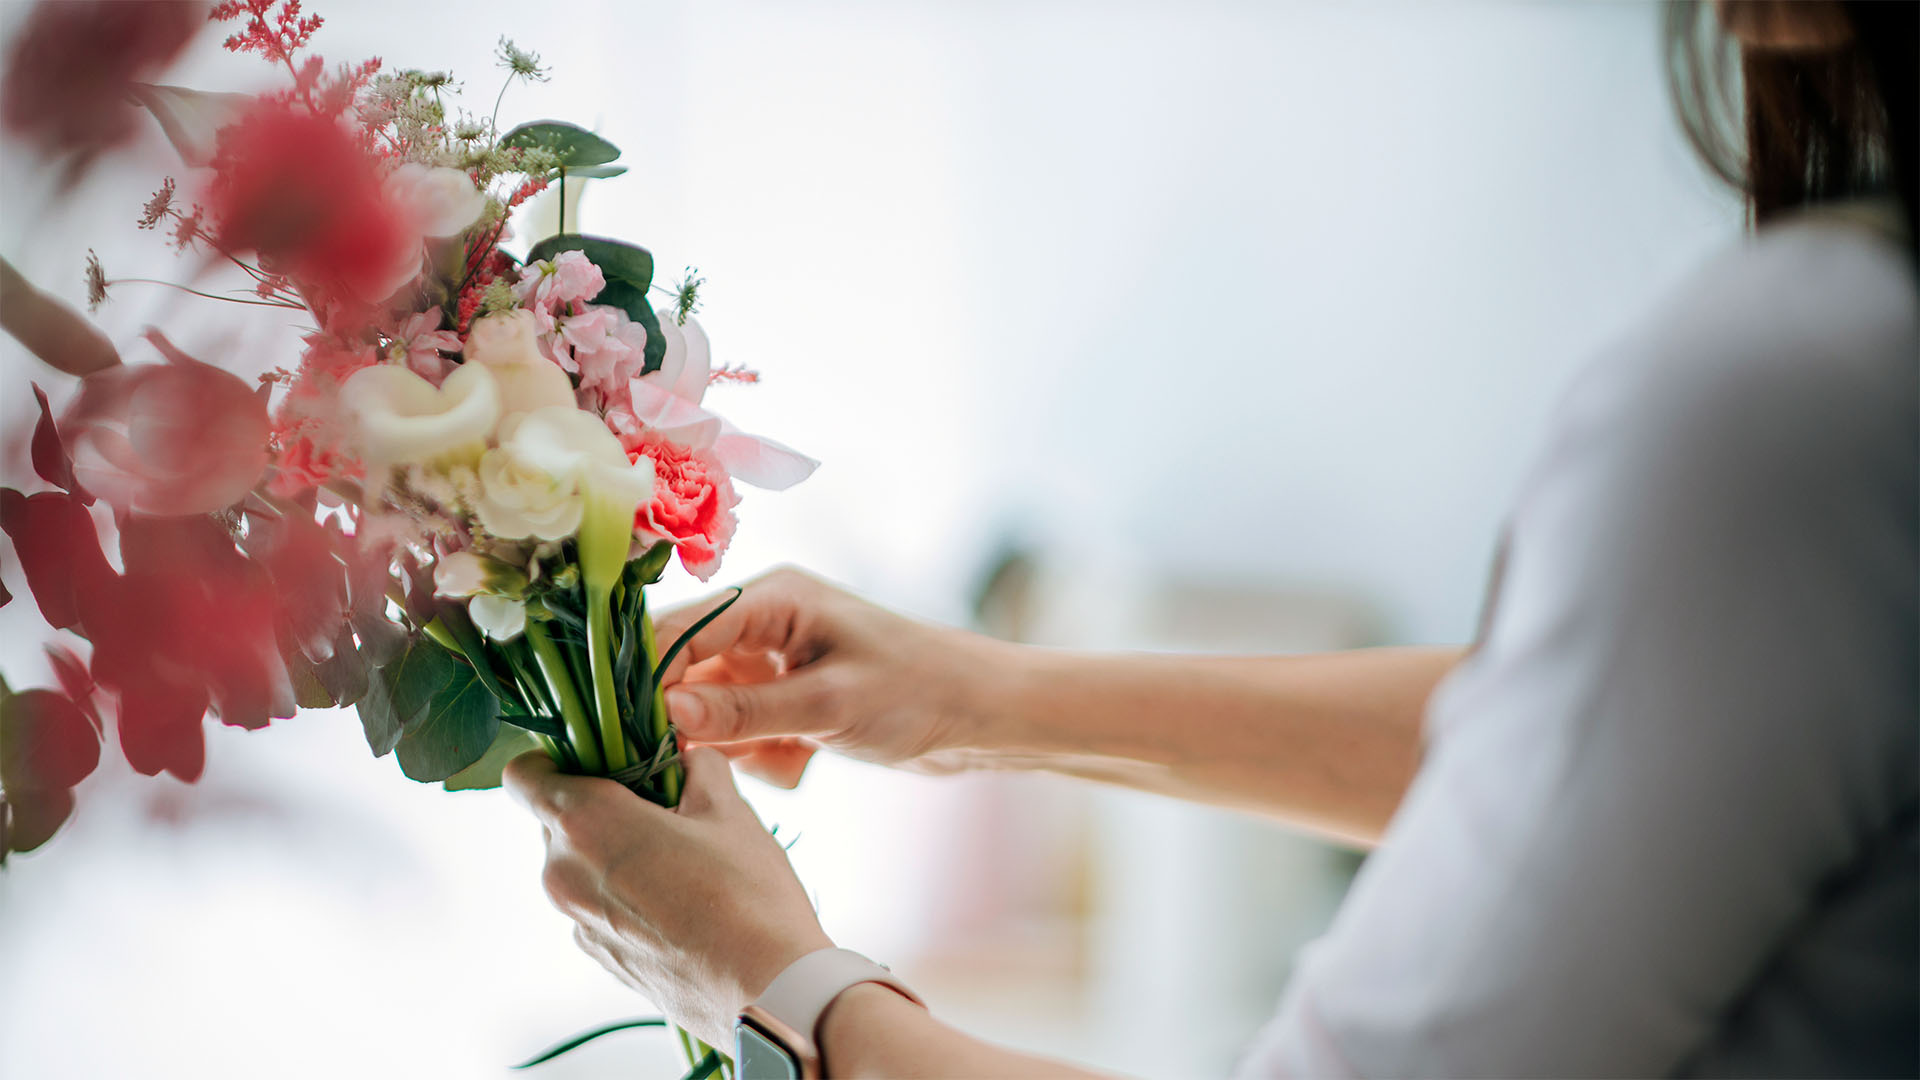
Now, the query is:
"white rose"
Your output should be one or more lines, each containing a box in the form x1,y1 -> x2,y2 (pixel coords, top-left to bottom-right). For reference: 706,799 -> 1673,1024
465,310 -> 577,419
387,163 -> 489,238
469,595 -> 527,641
341,361 -> 500,470
473,406 -> 654,542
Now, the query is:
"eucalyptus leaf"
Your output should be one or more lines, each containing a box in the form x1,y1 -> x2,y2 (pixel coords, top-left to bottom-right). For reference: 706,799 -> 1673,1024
442,725 -> 540,792
500,121 -> 620,167
525,233 -> 654,292
396,665 -> 502,782
549,164 -> 628,180
357,637 -> 456,757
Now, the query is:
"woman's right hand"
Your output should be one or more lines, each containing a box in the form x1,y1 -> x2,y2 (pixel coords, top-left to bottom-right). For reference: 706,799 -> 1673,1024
654,567 -> 1012,787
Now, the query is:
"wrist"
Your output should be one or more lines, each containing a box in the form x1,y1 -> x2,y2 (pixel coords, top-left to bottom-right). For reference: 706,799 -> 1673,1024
939,630 -> 1043,757
815,981 -> 929,1078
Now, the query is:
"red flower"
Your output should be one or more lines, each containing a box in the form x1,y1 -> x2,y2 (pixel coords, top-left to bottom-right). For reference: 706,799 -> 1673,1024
0,1 -> 201,163
625,429 -> 740,582
206,103 -> 420,304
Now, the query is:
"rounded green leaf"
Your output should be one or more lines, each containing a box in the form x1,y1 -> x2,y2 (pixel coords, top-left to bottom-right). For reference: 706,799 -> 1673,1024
551,164 -> 629,180
396,666 -> 503,782
501,121 -> 621,168
442,726 -> 542,791
525,233 -> 654,292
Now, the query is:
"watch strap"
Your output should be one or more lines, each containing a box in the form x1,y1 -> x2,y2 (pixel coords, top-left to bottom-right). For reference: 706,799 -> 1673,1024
751,946 -> 922,1048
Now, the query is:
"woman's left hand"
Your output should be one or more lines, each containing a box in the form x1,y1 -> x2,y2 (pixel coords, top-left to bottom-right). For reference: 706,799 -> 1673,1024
503,746 -> 834,1048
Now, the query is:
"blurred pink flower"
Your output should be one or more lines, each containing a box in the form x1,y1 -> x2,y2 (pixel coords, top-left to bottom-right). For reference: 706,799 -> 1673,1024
60,331 -> 270,516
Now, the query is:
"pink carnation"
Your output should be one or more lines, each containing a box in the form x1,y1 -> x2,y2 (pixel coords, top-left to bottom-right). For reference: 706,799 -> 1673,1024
624,428 -> 739,582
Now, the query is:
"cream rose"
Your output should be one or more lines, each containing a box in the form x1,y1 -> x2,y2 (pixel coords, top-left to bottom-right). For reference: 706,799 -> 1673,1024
473,406 -> 654,542
464,310 -> 577,419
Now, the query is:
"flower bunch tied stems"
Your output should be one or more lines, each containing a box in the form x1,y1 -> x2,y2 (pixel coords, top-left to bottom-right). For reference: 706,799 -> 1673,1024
0,3 -> 815,1077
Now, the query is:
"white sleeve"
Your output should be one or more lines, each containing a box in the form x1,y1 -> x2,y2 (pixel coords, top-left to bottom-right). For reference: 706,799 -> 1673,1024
1238,229 -> 1918,1078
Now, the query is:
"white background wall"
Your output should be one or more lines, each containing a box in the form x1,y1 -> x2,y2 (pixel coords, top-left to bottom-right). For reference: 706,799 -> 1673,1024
0,2 -> 1740,1077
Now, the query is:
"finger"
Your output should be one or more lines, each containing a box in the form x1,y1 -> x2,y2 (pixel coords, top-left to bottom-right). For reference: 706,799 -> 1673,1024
665,669 -> 838,744
503,750 -> 624,830
733,740 -> 817,790
676,745 -> 746,819
655,569 -> 826,684
687,737 -> 817,788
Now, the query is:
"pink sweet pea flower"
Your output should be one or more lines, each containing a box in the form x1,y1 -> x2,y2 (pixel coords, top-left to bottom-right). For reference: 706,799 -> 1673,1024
513,250 -> 604,331
389,309 -> 461,383
553,304 -> 648,401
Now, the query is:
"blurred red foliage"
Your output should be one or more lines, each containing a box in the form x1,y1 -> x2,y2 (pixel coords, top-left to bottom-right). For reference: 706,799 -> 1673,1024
0,1 -> 203,162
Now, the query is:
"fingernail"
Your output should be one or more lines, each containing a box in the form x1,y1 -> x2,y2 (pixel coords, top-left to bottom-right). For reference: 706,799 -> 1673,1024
665,687 -> 704,732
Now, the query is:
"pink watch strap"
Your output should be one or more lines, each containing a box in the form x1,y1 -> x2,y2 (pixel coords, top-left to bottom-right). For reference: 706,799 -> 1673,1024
752,947 -> 922,1045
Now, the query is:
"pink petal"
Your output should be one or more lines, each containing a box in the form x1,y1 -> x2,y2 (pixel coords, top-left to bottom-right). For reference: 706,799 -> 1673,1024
711,428 -> 818,491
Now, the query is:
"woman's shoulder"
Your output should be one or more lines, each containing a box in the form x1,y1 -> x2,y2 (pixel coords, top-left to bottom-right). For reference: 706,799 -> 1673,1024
1548,209 -> 1916,513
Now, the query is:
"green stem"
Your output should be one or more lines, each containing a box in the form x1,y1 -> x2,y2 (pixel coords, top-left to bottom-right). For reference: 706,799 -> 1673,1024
640,607 -> 681,805
586,585 -> 629,772
525,621 -> 604,774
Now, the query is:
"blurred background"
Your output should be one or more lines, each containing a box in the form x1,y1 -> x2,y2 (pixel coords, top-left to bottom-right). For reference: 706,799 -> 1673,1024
0,1 -> 1740,1076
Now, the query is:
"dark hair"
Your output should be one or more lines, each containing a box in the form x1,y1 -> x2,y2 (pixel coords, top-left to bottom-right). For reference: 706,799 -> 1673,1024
1665,1 -> 1917,264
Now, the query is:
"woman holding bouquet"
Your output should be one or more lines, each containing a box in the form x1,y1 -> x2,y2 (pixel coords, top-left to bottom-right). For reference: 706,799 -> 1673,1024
506,2 -> 1917,1076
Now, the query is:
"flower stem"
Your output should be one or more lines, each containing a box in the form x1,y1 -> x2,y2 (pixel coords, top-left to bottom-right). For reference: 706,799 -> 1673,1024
525,620 -> 604,775
586,584 -> 629,773
640,606 -> 682,806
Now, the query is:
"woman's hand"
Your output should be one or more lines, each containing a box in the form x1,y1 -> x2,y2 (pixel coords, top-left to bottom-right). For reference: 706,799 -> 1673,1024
502,746 -> 834,1048
656,567 -> 1011,787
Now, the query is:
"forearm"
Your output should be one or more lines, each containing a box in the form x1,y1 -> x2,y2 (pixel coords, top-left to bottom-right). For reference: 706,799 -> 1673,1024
966,645 -> 1462,846
819,983 -> 1114,1079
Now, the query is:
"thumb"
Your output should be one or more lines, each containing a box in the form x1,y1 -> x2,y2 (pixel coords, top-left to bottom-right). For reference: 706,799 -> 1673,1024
665,673 -> 834,744
676,745 -> 745,819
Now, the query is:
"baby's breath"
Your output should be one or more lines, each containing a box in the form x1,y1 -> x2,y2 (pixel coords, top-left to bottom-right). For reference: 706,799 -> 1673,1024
496,37 -> 549,83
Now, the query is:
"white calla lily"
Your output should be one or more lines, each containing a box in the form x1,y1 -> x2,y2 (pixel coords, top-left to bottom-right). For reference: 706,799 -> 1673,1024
387,163 -> 489,238
341,361 -> 500,470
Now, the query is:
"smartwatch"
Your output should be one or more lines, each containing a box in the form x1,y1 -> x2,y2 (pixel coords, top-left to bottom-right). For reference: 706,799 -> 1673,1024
734,947 -> 922,1079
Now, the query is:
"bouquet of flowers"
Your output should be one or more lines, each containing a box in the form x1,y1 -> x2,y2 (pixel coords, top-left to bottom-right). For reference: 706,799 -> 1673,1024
0,2 -> 813,1073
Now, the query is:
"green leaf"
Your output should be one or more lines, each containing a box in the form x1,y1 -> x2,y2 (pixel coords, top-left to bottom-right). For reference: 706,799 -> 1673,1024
442,725 -> 541,792
286,654 -> 335,710
525,233 -> 654,292
510,1017 -> 668,1070
500,121 -> 620,168
548,164 -> 628,180
396,665 -> 502,782
357,637 -> 456,757
655,588 -> 742,684
630,542 -> 674,587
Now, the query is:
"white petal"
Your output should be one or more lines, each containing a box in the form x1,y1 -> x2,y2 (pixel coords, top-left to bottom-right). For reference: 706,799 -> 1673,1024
342,362 -> 500,468
469,595 -> 527,641
131,83 -> 252,167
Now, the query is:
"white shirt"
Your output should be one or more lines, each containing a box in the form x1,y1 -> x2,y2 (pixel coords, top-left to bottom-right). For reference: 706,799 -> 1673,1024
1239,209 -> 1919,1078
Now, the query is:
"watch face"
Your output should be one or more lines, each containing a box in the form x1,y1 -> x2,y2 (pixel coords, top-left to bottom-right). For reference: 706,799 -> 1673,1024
736,1021 -> 801,1080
